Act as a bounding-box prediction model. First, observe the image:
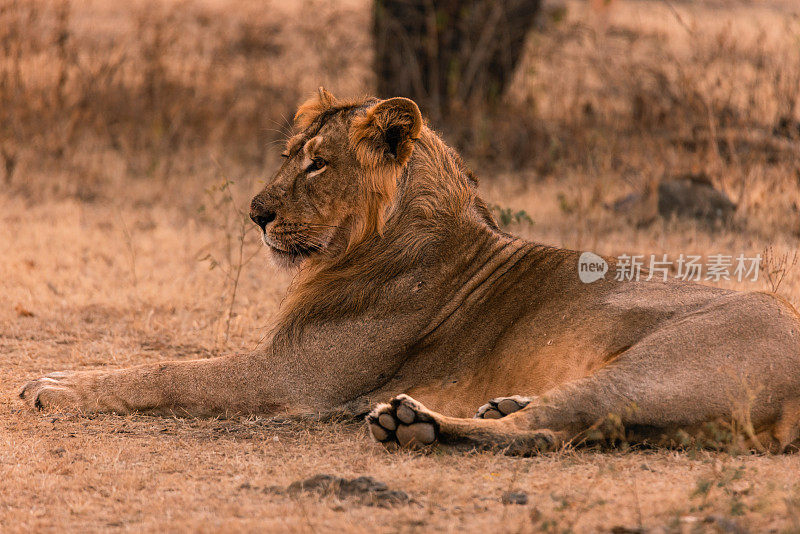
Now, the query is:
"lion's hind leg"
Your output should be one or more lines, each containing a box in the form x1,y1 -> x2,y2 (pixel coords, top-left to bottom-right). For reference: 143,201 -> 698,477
367,394 -> 561,454
769,398 -> 800,453
475,395 -> 533,419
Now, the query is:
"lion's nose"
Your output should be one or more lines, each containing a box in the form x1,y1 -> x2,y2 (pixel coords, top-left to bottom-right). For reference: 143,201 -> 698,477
249,210 -> 276,232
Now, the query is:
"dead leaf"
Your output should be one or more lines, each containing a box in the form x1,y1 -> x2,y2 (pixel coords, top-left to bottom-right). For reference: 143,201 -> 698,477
14,303 -> 34,317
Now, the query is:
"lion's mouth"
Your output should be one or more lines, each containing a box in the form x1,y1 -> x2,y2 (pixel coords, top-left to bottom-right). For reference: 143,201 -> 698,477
268,243 -> 314,259
262,232 -> 319,266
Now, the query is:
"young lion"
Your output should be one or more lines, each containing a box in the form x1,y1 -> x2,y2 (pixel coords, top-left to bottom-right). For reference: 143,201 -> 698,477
19,89 -> 800,453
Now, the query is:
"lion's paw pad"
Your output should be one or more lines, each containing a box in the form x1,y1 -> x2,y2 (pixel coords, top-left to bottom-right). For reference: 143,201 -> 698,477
475,395 -> 532,419
367,394 -> 438,449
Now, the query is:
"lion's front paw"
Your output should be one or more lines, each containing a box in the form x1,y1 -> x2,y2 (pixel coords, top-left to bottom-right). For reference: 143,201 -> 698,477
475,395 -> 532,419
366,394 -> 439,449
19,371 -> 88,412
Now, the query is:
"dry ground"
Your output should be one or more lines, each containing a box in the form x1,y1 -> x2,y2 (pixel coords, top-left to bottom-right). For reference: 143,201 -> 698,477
3,185 -> 800,533
2,0 -> 800,532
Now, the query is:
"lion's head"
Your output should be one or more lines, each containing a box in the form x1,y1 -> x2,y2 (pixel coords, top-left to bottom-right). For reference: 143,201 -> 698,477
249,88 -> 423,268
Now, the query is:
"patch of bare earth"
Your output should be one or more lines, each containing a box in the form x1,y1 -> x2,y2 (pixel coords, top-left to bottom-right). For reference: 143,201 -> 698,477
2,177 -> 799,532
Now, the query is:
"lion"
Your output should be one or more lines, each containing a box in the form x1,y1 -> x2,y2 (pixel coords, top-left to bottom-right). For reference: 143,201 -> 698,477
19,88 -> 800,454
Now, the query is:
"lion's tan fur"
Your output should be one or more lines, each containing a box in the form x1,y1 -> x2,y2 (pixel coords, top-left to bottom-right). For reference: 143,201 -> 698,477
19,91 -> 800,454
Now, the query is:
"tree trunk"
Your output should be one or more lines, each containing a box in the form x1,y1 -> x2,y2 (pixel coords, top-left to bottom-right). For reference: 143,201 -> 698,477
373,0 -> 541,121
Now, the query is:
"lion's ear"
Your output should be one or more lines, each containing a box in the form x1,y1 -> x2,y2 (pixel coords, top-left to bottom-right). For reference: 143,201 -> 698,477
317,86 -> 336,107
350,97 -> 422,168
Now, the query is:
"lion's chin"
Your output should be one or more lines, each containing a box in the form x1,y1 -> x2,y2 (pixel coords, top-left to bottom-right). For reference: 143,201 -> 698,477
267,246 -> 309,270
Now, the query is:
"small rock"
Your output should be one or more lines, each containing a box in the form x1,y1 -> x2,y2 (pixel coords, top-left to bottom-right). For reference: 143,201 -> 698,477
287,474 -> 338,494
286,474 -> 409,507
611,527 -> 646,534
501,491 -> 528,505
609,192 -> 643,213
657,175 -> 736,224
773,116 -> 800,139
704,514 -> 748,534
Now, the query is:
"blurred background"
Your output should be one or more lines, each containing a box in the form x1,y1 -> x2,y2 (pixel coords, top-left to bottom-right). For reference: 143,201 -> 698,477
2,0 -> 797,201
1,0 -> 799,353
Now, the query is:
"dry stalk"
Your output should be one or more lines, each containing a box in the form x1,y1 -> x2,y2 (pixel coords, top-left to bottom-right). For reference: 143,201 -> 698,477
762,245 -> 799,295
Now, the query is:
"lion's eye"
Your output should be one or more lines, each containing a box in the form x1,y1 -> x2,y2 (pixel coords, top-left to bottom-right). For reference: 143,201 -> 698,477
280,153 -> 290,159
307,157 -> 327,173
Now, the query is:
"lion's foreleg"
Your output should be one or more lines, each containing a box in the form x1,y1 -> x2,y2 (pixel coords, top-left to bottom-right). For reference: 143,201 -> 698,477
19,353 -> 289,417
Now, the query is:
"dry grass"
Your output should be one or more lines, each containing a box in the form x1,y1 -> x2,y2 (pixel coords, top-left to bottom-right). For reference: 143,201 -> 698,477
2,0 -> 800,531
